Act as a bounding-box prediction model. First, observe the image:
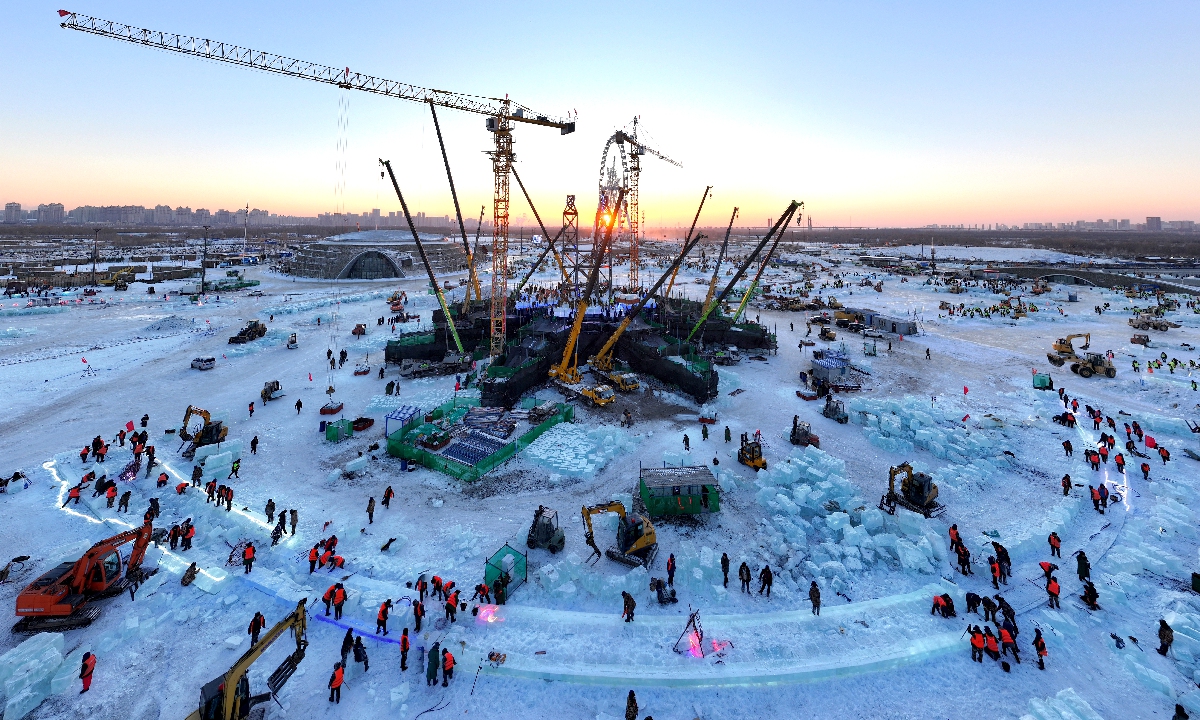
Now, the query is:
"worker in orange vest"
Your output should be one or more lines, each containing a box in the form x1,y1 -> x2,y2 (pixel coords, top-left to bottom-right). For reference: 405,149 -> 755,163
332,584 -> 347,620
472,582 -> 491,603
376,599 -> 392,636
445,590 -> 459,623
400,628 -> 411,670
64,485 -> 82,507
431,575 -> 444,601
242,543 -> 256,573
1114,453 -> 1125,474
320,549 -> 333,568
382,485 -> 395,509
176,482 -> 188,495
948,524 -> 961,550
984,627 -> 1000,660
79,652 -> 97,693
441,649 -> 455,687
969,626 -> 984,663
327,662 -> 344,704
308,545 -> 320,573
327,555 -> 346,571
105,484 -> 117,508
1000,626 -> 1020,663
322,584 -> 336,616
1039,561 -> 1058,582
1142,462 -> 1151,480
413,600 -> 424,633
182,522 -> 195,551
930,594 -> 947,616
988,556 -> 1000,589
1033,628 -> 1048,670
1047,576 -> 1061,608
157,472 -> 169,488
1047,532 -> 1062,558
415,576 -> 428,602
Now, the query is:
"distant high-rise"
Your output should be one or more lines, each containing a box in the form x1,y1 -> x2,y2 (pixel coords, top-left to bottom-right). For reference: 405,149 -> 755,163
4,202 -> 20,223
36,203 -> 64,224
1146,216 -> 1162,231
807,216 -> 812,230
1118,219 -> 1130,230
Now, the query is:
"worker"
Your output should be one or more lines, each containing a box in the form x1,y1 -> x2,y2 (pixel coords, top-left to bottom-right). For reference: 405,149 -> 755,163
327,662 -> 344,704
1099,483 -> 1110,509
759,565 -> 774,597
225,486 -> 234,511
1159,619 -> 1175,656
79,446 -> 90,464
243,543 -> 256,573
295,398 -> 302,414
738,562 -> 752,593
118,428 -> 127,447
441,648 -> 454,687
168,525 -> 181,551
181,563 -> 198,586
1081,581 -> 1101,610
426,642 -> 441,686
182,521 -> 195,551
382,485 -> 395,509
250,436 -> 258,455
1077,550 -> 1091,583
322,584 -> 336,616
308,545 -> 320,574
377,599 -> 392,635
683,434 -> 690,452
327,555 -> 346,572
1089,486 -> 1101,512
948,524 -> 961,550
333,583 -> 347,620
175,482 -> 188,495
140,413 -> 149,428
1160,445 -> 1171,464
721,553 -> 730,588
1142,462 -> 1151,480
472,582 -> 491,603
96,444 -> 108,463
400,627 -> 411,671
1047,575 -> 1061,609
289,509 -> 298,535
1115,453 -> 1126,474
105,484 -> 117,508
1048,531 -> 1062,558
265,499 -> 276,524
1031,627 -> 1048,670
988,556 -> 1000,589
1000,625 -> 1020,663
667,554 -> 676,587
248,402 -> 254,418
724,426 -> 731,443
984,627 -> 1000,661
353,636 -> 369,673
366,496 -> 375,524
1062,439 -> 1073,457
413,599 -> 424,633
621,591 -> 636,622
1039,561 -> 1058,582
63,484 -> 81,507
79,652 -> 96,693
227,459 -> 240,480
415,576 -> 428,602
431,575 -> 444,601
931,593 -> 947,617
117,491 -> 130,513
1061,474 -> 1072,496
248,612 -> 266,646
969,626 -> 985,663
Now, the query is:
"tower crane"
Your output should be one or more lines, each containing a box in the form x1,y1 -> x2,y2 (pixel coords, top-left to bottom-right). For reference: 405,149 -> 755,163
598,118 -> 682,288
549,188 -> 625,385
58,10 -> 575,357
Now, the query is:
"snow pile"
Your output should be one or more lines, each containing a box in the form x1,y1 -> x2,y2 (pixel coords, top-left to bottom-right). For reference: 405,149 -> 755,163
0,632 -> 65,719
753,445 -> 949,592
140,315 -> 193,334
523,424 -> 634,478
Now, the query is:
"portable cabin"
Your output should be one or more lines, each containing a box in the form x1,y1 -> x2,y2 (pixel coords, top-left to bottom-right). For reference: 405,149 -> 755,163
639,465 -> 721,517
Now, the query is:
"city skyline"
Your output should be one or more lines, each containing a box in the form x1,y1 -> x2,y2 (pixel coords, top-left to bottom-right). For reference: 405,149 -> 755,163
3,3 -> 1199,227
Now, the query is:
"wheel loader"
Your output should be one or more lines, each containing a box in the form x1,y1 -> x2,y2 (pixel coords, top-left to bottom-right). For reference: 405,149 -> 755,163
878,462 -> 945,518
1129,312 -> 1180,332
818,326 -> 836,341
228,320 -> 266,344
1069,352 -> 1117,379
581,502 -> 657,567
14,521 -> 158,633
526,505 -> 565,553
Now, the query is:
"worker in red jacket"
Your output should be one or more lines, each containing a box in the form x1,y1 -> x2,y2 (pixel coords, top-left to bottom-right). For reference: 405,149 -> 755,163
1033,628 -> 1048,670
308,545 -> 320,573
1047,532 -> 1062,558
64,485 -> 82,507
441,649 -> 455,686
1142,462 -> 1151,480
248,611 -> 267,646
322,584 -> 336,616
243,543 -> 256,573
400,628 -> 411,670
969,626 -> 984,662
1047,576 -> 1061,609
182,522 -> 195,551
376,599 -> 392,636
1000,626 -> 1020,663
332,584 -> 347,620
79,652 -> 96,693
327,662 -> 344,704
105,484 -> 117,508
413,600 -> 424,633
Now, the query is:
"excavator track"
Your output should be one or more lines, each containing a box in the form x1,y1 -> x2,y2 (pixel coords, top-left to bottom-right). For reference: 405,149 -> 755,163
606,546 -> 656,569
13,606 -> 102,634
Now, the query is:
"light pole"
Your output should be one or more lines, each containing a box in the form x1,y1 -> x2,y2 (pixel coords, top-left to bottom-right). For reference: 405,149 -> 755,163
200,225 -> 210,293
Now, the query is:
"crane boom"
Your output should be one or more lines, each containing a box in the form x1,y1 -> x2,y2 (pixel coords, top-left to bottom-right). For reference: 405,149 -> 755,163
511,166 -> 570,290
58,11 -> 573,131
661,187 -> 712,303
730,205 -> 800,323
614,130 -> 681,168
685,201 -> 801,343
704,208 -> 738,308
428,101 -> 481,302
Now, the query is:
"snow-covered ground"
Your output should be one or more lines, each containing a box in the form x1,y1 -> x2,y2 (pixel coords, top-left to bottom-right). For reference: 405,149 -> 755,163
1,251 -> 1199,720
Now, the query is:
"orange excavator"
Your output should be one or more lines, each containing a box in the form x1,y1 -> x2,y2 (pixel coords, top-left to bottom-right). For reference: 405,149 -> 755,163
14,521 -> 157,633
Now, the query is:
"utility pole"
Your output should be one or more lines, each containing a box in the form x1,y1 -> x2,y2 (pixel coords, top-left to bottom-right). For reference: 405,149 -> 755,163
91,228 -> 99,286
200,225 -> 210,293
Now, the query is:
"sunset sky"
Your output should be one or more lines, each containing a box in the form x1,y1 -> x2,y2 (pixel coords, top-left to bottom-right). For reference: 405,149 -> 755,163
3,1 -> 1199,229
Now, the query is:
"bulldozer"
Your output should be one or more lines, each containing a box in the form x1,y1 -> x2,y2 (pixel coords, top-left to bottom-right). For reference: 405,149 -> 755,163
526,505 -> 565,553
14,521 -> 157,633
179,405 -> 228,459
789,415 -> 819,448
188,597 -> 308,720
738,433 -> 767,471
260,381 -> 284,403
581,502 -> 657,567
878,462 -> 945,518
1046,333 -> 1090,367
823,395 -> 849,424
228,320 -> 267,344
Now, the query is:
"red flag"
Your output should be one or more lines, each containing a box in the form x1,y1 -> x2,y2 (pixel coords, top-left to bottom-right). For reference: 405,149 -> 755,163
58,10 -> 71,17
963,386 -> 968,395
455,381 -> 461,391
962,414 -> 970,422
126,421 -> 135,432
1145,436 -> 1156,449
309,373 -> 313,382
81,357 -> 87,363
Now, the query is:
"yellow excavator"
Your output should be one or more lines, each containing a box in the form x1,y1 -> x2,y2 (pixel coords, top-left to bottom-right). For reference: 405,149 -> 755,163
179,405 -> 228,459
581,501 -> 657,567
879,462 -> 945,518
550,188 -> 625,385
187,598 -> 309,720
1046,333 -> 1089,366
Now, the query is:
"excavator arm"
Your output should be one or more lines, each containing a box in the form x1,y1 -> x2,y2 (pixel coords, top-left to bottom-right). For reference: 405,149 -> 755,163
549,188 -> 625,384
180,405 -> 212,439
66,521 -> 153,594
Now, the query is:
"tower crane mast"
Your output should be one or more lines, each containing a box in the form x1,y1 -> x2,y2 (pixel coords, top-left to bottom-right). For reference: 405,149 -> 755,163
58,10 -> 575,357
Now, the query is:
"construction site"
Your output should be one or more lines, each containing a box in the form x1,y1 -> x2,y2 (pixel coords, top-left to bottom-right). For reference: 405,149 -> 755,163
4,6 -> 1200,720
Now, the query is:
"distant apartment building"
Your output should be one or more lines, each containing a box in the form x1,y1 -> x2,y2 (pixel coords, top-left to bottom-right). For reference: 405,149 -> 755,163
4,202 -> 20,223
1166,220 -> 1195,231
1146,217 -> 1162,231
36,203 -> 65,224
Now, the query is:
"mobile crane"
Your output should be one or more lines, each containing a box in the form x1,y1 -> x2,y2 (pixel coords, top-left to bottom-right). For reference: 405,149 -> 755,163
703,208 -> 738,310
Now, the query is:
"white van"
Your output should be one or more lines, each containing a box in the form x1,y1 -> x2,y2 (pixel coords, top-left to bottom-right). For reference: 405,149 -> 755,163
191,357 -> 216,370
